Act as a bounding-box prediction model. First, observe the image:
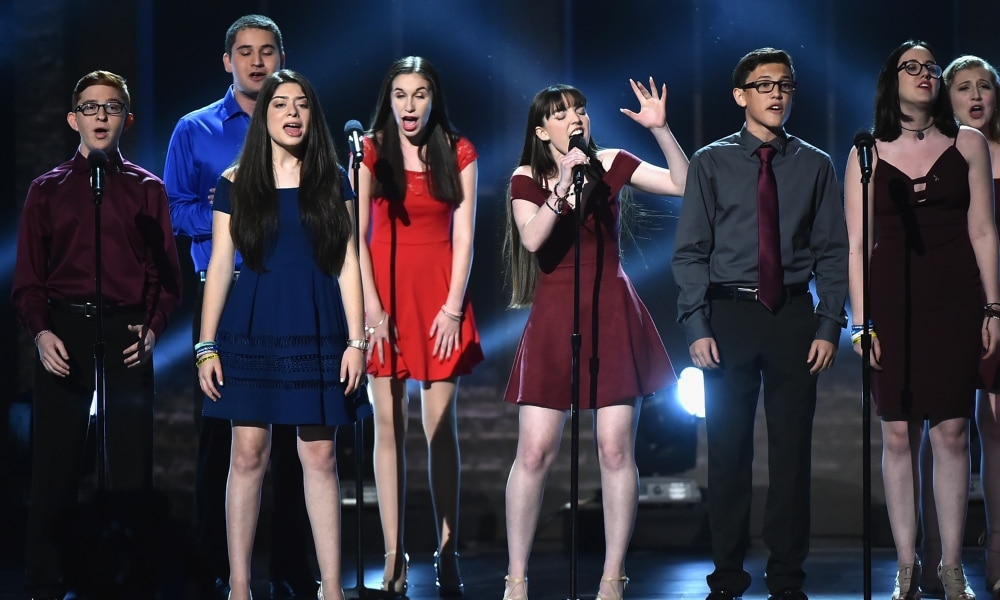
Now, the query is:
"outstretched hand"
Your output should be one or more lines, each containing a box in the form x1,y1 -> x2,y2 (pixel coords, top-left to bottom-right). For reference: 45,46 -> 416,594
620,76 -> 668,130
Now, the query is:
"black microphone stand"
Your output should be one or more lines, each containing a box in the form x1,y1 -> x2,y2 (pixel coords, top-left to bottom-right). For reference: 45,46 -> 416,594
566,168 -> 584,600
92,163 -> 109,491
344,147 -> 380,600
859,154 -> 873,600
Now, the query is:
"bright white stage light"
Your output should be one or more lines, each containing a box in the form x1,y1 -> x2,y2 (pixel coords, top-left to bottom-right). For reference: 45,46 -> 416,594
676,367 -> 705,418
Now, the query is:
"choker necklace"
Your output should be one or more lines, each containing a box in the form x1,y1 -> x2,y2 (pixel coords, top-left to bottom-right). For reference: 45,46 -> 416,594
900,122 -> 934,140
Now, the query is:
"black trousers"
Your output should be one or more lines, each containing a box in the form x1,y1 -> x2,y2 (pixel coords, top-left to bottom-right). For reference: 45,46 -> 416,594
24,307 -> 153,597
191,279 -> 314,587
703,293 -> 819,595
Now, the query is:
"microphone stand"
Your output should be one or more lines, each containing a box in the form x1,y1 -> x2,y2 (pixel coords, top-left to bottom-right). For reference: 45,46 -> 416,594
859,159 -> 873,600
93,171 -> 109,491
566,169 -> 584,600
344,149 -> 378,600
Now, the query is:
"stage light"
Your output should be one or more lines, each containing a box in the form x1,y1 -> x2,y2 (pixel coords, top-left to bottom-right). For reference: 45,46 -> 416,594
677,366 -> 706,418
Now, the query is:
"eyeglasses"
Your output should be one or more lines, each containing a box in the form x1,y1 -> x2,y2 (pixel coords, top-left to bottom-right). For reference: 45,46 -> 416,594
740,80 -> 797,94
74,101 -> 128,116
896,60 -> 943,79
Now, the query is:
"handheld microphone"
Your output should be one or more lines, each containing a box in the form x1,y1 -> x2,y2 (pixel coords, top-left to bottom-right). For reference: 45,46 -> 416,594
88,149 -> 109,201
854,130 -> 875,180
568,133 -> 588,188
344,120 -> 364,161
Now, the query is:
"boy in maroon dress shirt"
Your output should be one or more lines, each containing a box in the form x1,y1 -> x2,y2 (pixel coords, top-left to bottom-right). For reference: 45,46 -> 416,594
11,70 -> 182,600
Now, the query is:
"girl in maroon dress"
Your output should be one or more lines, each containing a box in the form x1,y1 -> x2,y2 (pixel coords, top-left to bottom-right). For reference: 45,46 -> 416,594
501,79 -> 687,600
846,41 -> 1000,600
353,56 -> 483,597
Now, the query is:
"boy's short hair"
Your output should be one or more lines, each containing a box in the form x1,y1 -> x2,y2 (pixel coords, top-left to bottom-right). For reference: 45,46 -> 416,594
225,14 -> 284,55
732,48 -> 795,88
71,70 -> 130,109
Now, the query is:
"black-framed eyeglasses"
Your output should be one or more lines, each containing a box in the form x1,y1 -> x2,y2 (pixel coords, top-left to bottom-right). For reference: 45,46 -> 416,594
74,101 -> 128,116
740,80 -> 797,94
896,60 -> 943,79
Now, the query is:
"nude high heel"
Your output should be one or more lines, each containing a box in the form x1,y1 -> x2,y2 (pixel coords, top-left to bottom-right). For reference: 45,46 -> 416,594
381,550 -> 409,596
503,575 -> 528,600
596,574 -> 629,600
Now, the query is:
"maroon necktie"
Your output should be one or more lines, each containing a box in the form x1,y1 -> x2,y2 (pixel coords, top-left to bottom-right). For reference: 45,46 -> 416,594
755,144 -> 783,312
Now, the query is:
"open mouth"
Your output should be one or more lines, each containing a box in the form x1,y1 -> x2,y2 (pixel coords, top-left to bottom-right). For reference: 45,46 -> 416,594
283,123 -> 302,136
401,116 -> 419,132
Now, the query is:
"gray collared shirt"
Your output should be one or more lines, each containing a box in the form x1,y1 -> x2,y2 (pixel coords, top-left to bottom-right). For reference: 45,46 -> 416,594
671,125 -> 848,345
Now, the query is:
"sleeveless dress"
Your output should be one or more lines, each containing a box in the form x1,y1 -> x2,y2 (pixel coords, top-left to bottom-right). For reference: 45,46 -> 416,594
503,150 -> 676,409
870,142 -> 983,419
202,173 -> 371,425
363,135 -> 484,380
979,179 -> 1000,391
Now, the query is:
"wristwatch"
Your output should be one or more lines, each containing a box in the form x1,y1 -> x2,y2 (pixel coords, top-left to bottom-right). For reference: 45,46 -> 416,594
347,338 -> 370,352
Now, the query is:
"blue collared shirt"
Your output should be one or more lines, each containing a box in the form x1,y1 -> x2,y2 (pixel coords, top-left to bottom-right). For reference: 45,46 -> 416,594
163,86 -> 248,271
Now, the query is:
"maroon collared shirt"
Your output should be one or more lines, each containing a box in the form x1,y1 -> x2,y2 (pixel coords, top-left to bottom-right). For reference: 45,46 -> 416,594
12,149 -> 183,338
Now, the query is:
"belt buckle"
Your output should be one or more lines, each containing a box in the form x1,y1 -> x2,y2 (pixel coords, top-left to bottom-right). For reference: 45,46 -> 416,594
82,302 -> 99,317
736,287 -> 759,301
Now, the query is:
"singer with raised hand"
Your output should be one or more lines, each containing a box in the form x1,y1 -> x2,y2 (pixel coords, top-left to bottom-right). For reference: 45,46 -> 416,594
502,77 -> 687,600
845,40 -> 1000,600
12,70 -> 182,600
351,55 -> 482,598
672,48 -> 847,600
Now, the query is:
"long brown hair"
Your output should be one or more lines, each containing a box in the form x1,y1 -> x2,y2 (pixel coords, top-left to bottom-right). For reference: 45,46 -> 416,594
230,69 -> 351,275
503,85 -> 607,308
368,56 -> 463,204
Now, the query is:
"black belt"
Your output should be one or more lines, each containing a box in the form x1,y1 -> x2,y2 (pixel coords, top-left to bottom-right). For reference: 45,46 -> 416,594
49,299 -> 145,317
198,270 -> 240,283
705,284 -> 810,303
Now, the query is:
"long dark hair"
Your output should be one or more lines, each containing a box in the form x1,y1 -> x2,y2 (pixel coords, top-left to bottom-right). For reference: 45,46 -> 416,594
503,85 -> 608,308
368,56 -> 463,204
873,40 -> 958,142
230,69 -> 351,275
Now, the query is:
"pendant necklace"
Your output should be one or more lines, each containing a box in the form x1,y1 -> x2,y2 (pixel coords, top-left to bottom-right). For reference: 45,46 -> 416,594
900,121 -> 934,140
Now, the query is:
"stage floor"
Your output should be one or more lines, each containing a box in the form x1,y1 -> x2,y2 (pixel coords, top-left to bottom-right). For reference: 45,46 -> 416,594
0,542 -> 991,599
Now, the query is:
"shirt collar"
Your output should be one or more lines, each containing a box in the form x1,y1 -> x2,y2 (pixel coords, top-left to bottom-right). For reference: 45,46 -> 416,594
72,148 -> 125,173
739,125 -> 790,156
222,86 -> 250,123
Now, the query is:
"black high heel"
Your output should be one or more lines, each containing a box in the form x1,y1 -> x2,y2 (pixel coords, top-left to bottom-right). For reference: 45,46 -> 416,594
434,550 -> 464,598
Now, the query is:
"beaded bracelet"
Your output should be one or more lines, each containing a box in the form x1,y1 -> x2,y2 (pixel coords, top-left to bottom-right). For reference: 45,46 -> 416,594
34,329 -> 52,344
850,320 -> 876,345
441,305 -> 463,322
985,303 -> 1000,320
544,199 -> 562,216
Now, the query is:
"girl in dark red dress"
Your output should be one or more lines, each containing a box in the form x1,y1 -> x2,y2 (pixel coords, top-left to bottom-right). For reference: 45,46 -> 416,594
501,79 -> 687,600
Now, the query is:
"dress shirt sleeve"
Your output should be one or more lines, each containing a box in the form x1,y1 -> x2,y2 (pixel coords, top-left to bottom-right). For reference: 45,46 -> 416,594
671,149 -> 716,345
11,181 -> 53,337
144,181 -> 184,338
164,118 -> 213,238
809,156 -> 849,344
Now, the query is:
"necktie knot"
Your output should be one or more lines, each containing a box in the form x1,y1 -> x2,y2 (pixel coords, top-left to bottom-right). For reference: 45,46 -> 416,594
756,144 -> 777,164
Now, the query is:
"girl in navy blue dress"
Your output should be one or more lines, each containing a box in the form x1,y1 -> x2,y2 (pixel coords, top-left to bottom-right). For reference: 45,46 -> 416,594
198,69 -> 369,600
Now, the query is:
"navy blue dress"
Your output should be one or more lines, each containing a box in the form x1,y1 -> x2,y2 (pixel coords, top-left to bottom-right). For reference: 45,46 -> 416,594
203,172 -> 371,425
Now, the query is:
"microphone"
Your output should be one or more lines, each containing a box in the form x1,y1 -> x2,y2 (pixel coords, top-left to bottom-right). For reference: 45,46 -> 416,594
88,149 -> 108,201
344,120 -> 364,161
568,133 -> 588,188
854,130 -> 875,180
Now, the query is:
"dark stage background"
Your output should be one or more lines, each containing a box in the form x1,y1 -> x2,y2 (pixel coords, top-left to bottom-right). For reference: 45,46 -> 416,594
3,0 -> 1000,573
